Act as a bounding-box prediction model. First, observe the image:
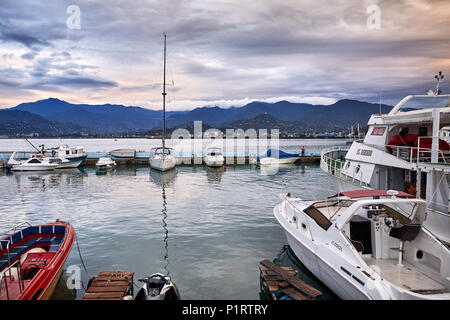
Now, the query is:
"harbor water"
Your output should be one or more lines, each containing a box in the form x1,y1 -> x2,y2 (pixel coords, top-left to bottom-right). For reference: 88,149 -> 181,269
0,139 -> 344,299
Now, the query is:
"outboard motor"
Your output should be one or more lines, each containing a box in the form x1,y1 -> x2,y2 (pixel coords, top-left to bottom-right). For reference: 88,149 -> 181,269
135,273 -> 179,300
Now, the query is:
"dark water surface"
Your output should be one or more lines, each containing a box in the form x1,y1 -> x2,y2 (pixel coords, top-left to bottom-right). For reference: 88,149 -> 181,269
0,164 -> 339,299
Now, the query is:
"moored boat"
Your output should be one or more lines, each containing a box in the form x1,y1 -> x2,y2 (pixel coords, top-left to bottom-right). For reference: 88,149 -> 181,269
260,149 -> 300,165
274,189 -> 450,300
204,147 -> 224,167
107,149 -> 136,159
96,157 -> 116,170
134,273 -> 179,300
9,153 -> 60,171
0,220 -> 75,300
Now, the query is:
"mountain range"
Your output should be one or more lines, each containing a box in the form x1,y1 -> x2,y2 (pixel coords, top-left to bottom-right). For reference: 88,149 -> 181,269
0,97 -> 393,136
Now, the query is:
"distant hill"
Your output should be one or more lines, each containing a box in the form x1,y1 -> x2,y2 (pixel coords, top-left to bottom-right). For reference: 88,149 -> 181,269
3,97 -> 393,136
0,109 -> 88,136
12,98 -> 178,133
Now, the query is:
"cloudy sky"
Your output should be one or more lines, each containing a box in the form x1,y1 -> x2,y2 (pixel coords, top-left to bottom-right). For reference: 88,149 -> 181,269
0,0 -> 449,110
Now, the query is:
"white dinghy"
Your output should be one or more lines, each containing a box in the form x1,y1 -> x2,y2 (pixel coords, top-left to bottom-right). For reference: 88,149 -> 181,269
274,189 -> 450,300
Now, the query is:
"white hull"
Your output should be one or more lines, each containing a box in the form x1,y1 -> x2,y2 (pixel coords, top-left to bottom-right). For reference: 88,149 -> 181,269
284,231 -> 369,300
260,157 -> 298,165
56,159 -> 83,169
11,164 -> 58,171
204,156 -> 224,167
150,157 -> 176,172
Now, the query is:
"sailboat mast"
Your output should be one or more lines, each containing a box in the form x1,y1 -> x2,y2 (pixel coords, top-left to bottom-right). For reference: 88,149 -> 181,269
162,33 -> 167,150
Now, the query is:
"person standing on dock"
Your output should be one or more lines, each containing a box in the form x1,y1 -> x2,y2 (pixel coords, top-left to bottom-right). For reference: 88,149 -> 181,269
301,146 -> 305,157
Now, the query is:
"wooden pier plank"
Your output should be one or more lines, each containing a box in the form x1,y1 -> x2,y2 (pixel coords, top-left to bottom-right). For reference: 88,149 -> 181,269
82,270 -> 134,300
260,259 -> 322,298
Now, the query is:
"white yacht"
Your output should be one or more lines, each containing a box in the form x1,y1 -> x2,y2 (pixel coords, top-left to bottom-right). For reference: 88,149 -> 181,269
9,153 -> 60,171
321,73 -> 450,243
96,157 -> 116,170
203,147 -> 224,167
274,189 -> 450,300
150,147 -> 176,172
149,33 -> 176,172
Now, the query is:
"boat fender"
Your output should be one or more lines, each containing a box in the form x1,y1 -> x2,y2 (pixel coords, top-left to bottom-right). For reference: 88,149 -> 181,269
122,295 -> 133,300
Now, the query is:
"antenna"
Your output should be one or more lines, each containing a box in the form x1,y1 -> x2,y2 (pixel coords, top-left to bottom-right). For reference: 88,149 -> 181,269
379,90 -> 382,115
434,71 -> 444,95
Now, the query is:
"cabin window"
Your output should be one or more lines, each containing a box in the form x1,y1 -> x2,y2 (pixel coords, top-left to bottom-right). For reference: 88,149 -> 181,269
371,127 -> 386,136
28,159 -> 41,164
355,165 -> 360,174
418,127 -> 428,137
345,161 -> 350,169
66,151 -> 70,155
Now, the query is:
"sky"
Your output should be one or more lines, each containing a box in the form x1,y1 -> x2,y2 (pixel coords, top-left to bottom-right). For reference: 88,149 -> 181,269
0,0 -> 449,110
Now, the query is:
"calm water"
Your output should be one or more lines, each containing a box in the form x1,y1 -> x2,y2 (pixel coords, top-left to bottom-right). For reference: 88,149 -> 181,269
0,151 -> 342,299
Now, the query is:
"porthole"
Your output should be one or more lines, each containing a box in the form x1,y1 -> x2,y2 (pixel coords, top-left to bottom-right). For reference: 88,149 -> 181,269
416,250 -> 423,259
302,223 -> 307,229
346,161 -> 350,169
355,165 -> 360,174
293,216 -> 297,222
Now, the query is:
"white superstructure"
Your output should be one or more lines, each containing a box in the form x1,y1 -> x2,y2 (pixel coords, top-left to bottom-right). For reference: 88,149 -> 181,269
321,90 -> 450,243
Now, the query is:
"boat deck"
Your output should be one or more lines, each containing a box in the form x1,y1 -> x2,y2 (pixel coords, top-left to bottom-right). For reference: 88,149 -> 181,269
362,257 -> 446,294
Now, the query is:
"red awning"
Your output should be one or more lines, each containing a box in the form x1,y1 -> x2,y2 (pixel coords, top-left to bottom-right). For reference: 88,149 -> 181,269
331,190 -> 414,199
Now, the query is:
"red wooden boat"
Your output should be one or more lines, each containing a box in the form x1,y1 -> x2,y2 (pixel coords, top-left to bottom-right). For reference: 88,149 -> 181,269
0,220 -> 75,300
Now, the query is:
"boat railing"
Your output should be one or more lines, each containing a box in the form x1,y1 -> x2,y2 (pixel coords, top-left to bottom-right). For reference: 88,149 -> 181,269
321,148 -> 368,187
388,141 -> 449,164
0,259 -> 25,300
0,240 -> 11,268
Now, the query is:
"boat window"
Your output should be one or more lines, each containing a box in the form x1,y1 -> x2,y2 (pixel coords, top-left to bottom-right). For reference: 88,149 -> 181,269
418,127 -> 428,136
345,161 -> 350,169
355,165 -> 360,174
304,206 -> 332,230
28,159 -> 41,164
66,151 -> 70,155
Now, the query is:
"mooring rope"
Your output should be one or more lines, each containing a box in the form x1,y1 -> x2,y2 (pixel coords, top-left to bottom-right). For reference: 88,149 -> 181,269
75,231 -> 92,280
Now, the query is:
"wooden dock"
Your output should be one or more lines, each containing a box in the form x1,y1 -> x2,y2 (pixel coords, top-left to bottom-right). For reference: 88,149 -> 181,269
82,271 -> 135,300
259,259 -> 322,300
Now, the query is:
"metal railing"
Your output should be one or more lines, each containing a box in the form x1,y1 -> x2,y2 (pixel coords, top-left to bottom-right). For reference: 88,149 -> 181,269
0,260 -> 25,300
388,139 -> 450,164
321,148 -> 369,187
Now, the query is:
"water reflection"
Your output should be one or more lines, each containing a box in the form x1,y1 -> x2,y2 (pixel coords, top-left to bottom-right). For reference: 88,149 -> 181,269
11,168 -> 86,192
259,163 -> 297,176
205,166 -> 224,184
149,169 -> 177,276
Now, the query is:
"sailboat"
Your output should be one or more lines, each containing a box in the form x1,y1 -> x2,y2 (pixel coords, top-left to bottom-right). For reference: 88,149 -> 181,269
149,33 -> 177,172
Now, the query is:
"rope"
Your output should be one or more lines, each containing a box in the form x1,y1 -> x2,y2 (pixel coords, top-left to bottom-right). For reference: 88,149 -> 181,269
75,231 -> 92,279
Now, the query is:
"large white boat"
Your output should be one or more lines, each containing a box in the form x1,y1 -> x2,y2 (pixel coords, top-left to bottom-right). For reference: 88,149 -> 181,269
149,33 -> 176,172
321,74 -> 450,243
9,153 -> 60,171
203,147 -> 224,167
274,189 -> 450,300
45,144 -> 87,168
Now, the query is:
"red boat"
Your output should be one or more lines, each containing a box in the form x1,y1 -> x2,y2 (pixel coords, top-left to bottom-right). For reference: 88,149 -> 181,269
0,220 -> 75,300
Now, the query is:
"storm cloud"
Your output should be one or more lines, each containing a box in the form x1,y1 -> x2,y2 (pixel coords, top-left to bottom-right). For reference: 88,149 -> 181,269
0,0 -> 449,109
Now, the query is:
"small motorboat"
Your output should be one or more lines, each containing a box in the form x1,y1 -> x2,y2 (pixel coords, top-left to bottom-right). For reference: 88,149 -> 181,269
150,147 -> 176,172
134,273 -> 179,300
259,149 -> 300,165
203,147 -> 224,167
9,153 -> 60,171
0,220 -> 75,300
274,189 -> 450,300
96,157 -> 116,170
